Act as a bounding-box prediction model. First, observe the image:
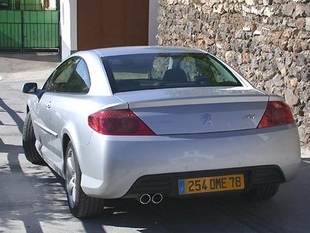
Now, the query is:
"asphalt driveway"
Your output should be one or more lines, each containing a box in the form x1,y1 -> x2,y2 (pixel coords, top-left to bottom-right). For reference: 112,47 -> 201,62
0,52 -> 60,82
0,52 -> 310,233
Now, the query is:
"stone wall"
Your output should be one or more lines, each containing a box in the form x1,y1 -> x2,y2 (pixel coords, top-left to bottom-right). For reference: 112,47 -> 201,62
157,0 -> 310,146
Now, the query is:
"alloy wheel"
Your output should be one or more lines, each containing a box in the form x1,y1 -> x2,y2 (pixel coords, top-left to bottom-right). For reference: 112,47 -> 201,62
66,147 -> 77,208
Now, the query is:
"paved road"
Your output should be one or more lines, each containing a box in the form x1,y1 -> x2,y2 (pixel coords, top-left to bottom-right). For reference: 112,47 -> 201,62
0,53 -> 310,233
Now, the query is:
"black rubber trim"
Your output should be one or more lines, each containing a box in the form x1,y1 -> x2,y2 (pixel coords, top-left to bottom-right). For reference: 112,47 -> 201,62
123,165 -> 285,198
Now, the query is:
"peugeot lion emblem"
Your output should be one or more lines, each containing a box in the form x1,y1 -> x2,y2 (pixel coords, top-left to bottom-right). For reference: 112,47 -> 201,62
201,113 -> 213,126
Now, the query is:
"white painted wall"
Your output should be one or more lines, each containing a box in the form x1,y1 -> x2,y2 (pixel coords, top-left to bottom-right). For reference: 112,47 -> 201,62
60,0 -> 77,60
43,0 -> 57,10
49,0 -> 57,10
149,0 -> 159,45
59,0 -> 158,60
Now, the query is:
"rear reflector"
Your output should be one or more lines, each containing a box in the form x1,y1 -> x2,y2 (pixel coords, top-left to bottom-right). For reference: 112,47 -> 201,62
257,101 -> 295,128
88,109 -> 155,135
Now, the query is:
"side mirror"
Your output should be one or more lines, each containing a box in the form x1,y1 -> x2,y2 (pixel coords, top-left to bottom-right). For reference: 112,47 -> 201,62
22,82 -> 38,94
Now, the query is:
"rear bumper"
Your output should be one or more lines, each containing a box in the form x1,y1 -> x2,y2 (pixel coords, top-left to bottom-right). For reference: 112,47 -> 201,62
124,165 -> 285,198
76,124 -> 300,199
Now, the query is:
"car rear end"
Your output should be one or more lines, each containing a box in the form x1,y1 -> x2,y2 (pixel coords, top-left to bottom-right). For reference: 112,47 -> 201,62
80,89 -> 300,200
78,48 -> 300,201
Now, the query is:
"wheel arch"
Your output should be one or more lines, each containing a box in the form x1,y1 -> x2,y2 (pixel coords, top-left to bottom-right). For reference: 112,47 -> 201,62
26,105 -> 30,113
62,133 -> 71,172
62,132 -> 84,175
62,133 -> 71,156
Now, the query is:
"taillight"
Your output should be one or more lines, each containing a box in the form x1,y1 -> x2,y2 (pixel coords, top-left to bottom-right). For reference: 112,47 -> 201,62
88,109 -> 155,135
257,101 -> 295,128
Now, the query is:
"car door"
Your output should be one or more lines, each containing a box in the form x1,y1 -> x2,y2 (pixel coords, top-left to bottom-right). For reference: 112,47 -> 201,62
35,57 -> 81,164
48,58 -> 91,170
31,91 -> 56,164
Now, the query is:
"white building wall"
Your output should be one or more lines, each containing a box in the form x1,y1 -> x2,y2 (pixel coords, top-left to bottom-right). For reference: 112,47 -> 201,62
149,0 -> 159,45
60,0 -> 77,60
49,0 -> 57,10
59,0 -> 158,60
43,0 -> 57,10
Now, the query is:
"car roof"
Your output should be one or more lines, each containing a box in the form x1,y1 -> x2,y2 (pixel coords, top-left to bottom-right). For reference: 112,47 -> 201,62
88,46 -> 206,57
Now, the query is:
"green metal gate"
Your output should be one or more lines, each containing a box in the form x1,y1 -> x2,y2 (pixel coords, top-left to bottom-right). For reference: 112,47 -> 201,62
0,1 -> 59,52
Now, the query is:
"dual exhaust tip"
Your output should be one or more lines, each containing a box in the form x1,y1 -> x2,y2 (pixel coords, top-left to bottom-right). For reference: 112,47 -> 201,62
139,193 -> 163,205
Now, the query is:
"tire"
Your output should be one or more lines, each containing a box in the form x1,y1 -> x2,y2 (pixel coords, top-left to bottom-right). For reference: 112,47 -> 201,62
65,141 -> 105,218
22,112 -> 45,165
243,184 -> 280,201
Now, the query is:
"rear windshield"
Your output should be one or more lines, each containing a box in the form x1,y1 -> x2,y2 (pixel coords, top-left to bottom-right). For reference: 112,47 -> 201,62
101,53 -> 242,93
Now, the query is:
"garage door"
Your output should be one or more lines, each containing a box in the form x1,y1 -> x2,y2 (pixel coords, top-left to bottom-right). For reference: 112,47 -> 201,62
77,0 -> 149,50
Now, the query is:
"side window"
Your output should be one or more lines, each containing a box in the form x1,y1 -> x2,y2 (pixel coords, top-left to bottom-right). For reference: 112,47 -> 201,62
43,58 -> 78,92
42,57 -> 90,93
65,59 -> 90,93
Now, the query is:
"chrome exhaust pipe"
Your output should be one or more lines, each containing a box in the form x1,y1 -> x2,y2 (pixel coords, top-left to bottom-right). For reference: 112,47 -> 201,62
139,194 -> 151,205
151,193 -> 163,204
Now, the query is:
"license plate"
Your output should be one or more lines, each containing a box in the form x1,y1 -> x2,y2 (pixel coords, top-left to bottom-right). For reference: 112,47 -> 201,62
178,174 -> 245,195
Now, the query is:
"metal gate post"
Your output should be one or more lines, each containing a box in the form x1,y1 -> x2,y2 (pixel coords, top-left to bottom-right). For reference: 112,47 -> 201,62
21,10 -> 24,53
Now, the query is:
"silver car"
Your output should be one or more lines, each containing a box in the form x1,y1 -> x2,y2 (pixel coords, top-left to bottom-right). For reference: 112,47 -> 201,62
22,46 -> 300,218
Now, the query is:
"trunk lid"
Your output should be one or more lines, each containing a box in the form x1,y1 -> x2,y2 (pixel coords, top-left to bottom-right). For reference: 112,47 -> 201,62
114,87 -> 269,135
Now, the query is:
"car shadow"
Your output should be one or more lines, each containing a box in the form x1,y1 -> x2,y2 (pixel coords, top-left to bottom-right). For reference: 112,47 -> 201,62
0,98 -> 24,134
0,138 -> 46,233
0,96 -> 69,233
